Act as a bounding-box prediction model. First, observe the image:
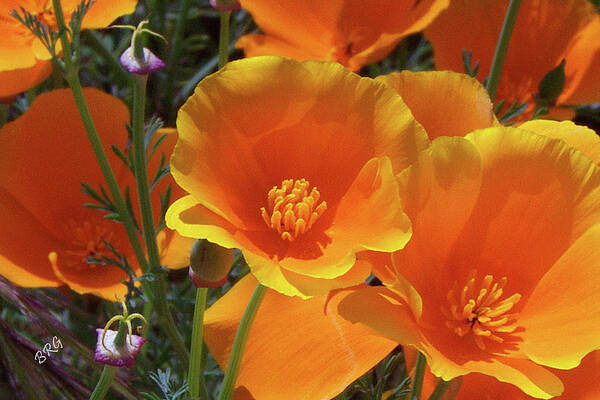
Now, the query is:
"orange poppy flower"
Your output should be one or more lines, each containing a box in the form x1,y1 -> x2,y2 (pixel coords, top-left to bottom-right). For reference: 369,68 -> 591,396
165,56 -> 430,297
405,347 -> 600,400
0,0 -> 137,100
425,0 -> 600,120
0,88 -> 192,299
338,125 -> 600,398
236,0 -> 449,71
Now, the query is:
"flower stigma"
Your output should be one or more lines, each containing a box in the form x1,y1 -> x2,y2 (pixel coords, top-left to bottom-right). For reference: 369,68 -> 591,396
442,270 -> 521,351
260,178 -> 327,241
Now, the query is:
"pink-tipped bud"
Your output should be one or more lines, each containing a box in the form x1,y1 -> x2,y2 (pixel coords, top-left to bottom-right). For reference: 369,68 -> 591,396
94,329 -> 146,367
189,239 -> 234,288
120,47 -> 165,75
210,0 -> 240,11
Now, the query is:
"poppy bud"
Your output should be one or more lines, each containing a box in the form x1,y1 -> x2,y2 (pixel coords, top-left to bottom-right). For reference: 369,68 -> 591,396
120,47 -> 165,75
189,239 -> 234,288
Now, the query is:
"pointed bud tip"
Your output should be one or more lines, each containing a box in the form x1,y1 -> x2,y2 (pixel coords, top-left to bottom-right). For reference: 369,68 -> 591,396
120,47 -> 165,75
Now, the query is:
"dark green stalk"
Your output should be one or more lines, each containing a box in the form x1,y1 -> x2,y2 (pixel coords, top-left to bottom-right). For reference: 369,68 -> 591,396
163,0 -> 192,118
486,0 -> 523,101
428,379 -> 451,400
187,288 -> 209,400
217,284 -> 267,400
218,11 -> 232,69
409,352 -> 427,400
89,365 -> 117,400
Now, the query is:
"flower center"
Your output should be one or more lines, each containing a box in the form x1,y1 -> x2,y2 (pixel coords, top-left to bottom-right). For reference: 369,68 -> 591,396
260,178 -> 327,241
51,219 -> 117,272
442,271 -> 521,350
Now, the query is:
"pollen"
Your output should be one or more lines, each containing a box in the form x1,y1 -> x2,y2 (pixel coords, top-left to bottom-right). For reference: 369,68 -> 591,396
442,270 -> 521,351
260,178 -> 327,241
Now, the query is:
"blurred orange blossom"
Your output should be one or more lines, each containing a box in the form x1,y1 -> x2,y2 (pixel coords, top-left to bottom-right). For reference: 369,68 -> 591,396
0,0 -> 137,101
425,0 -> 600,120
0,88 -> 192,299
165,56 -> 430,297
236,0 -> 449,71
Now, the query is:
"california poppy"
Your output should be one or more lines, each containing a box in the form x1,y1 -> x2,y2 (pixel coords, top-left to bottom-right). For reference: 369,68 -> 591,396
0,88 -> 191,299
425,0 -> 600,119
236,0 -> 449,71
338,126 -> 600,398
0,0 -> 137,100
166,56 -> 429,297
405,347 -> 600,400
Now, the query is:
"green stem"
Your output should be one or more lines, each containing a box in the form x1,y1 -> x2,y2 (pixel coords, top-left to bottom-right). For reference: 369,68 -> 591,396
427,379 -> 451,400
0,103 -> 8,128
485,0 -> 523,101
409,352 -> 427,400
51,0 -> 149,274
52,0 -> 189,368
188,288 -> 209,400
164,0 -> 192,119
218,11 -> 232,69
154,276 -> 190,366
89,365 -> 117,400
217,284 -> 267,400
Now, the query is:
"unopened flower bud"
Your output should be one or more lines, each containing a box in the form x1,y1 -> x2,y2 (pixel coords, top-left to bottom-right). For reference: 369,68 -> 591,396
189,239 -> 234,288
120,47 -> 165,75
210,0 -> 241,11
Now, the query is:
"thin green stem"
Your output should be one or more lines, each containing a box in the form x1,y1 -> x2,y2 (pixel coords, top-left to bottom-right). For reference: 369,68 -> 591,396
217,284 -> 267,400
427,379 -> 451,400
89,365 -> 117,400
188,288 -> 209,400
218,11 -> 232,69
164,0 -> 192,119
51,0 -> 149,274
154,276 -> 190,366
409,352 -> 427,400
0,103 -> 8,128
486,0 -> 523,101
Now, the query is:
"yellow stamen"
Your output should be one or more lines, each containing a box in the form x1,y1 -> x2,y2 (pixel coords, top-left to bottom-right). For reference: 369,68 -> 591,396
442,271 -> 521,350
260,178 -> 327,241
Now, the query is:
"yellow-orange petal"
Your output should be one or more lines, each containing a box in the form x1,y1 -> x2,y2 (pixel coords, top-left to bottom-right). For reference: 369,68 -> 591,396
204,275 -> 398,399
0,88 -> 129,234
519,120 -> 600,165
173,57 -> 428,231
376,71 -> 498,140
0,188 -> 62,287
392,136 -> 482,321
78,0 -> 137,29
0,60 -> 53,101
425,0 -> 596,109
337,285 -> 564,398
520,224 -> 600,369
49,250 -> 129,300
559,17 -> 600,106
157,230 -> 196,270
238,0 -> 449,70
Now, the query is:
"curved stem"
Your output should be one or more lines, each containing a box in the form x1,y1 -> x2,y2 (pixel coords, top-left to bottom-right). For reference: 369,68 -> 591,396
486,0 -> 523,101
218,11 -> 232,69
409,352 -> 427,400
217,284 -> 267,400
89,365 -> 117,400
188,288 -> 209,400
